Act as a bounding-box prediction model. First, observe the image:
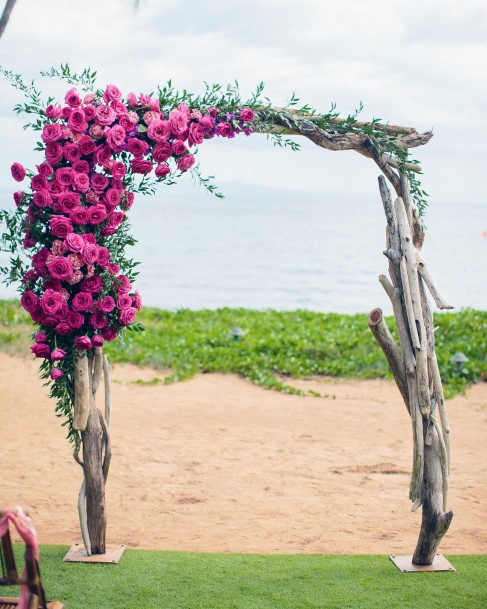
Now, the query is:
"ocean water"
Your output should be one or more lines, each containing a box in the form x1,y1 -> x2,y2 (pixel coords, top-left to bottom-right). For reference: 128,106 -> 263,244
1,191 -> 485,314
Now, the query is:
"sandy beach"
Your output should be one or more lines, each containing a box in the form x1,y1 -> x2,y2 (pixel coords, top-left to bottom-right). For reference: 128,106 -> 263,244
0,351 -> 485,554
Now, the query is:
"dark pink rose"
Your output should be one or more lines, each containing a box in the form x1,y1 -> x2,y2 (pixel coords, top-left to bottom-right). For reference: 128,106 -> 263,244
75,336 -> 92,350
106,124 -> 126,149
172,139 -> 186,155
106,212 -> 124,231
89,311 -> 107,330
170,109 -> 188,137
56,167 -> 75,186
32,190 -> 51,208
81,275 -> 103,293
98,295 -> 115,313
32,248 -> 50,275
31,174 -> 48,191
63,143 -> 81,163
48,180 -> 64,198
200,114 -> 213,130
116,294 -> 132,310
21,290 -> 38,313
115,275 -> 131,293
130,159 -> 153,174
79,135 -> 97,156
50,215 -> 73,239
45,142 -> 63,165
95,145 -> 112,167
66,311 -> 84,329
215,122 -> 233,137
58,192 -> 80,213
11,162 -> 26,182
90,173 -> 109,193
45,104 -> 62,118
107,263 -> 120,275
102,326 -> 118,342
65,232 -> 85,252
120,307 -> 137,325
37,162 -> 53,177
65,87 -> 81,107
14,190 -> 25,207
23,235 -> 37,249
72,160 -> 90,174
177,154 -> 195,171
31,343 -> 51,358
95,105 -> 116,126
110,162 -> 126,179
39,313 -> 58,327
51,348 -> 66,361
22,269 -> 38,284
34,331 -> 47,343
48,256 -> 74,281
147,119 -> 171,142
73,173 -> 90,193
132,291 -> 142,310
70,206 -> 88,225
50,368 -> 64,380
40,288 -> 64,315
88,204 -> 108,225
72,291 -> 93,312
155,163 -> 170,178
103,84 -> 122,103
55,321 -> 72,335
68,109 -> 88,133
42,123 -> 64,143
127,138 -> 149,157
188,122 -> 205,146
240,108 -> 255,122
152,142 -> 172,163
43,278 -> 62,291
92,334 -> 104,348
82,243 -> 99,264
127,92 -> 137,107
83,105 -> 96,121
104,188 -> 121,208
82,233 -> 96,244
97,246 -> 111,267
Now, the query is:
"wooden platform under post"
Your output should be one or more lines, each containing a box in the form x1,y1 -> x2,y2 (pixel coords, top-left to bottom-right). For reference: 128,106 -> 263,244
389,554 -> 455,573
63,543 -> 126,564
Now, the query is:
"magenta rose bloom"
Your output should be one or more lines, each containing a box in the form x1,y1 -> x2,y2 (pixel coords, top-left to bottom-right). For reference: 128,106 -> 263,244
97,246 -> 111,267
45,104 -> 62,118
32,190 -> 52,208
172,139 -> 187,156
51,348 -> 67,361
89,311 -> 108,330
65,232 -> 85,252
32,247 -> 50,275
200,115 -> 213,130
119,307 -> 137,325
101,326 -> 118,342
79,135 -> 97,156
104,188 -> 121,208
95,105 -> 116,126
106,125 -> 126,150
75,336 -> 92,350
90,173 -> 109,193
81,275 -> 103,293
92,334 -> 104,348
177,154 -> 195,172
116,294 -> 133,310
188,122 -> 205,146
169,110 -> 188,136
34,331 -> 48,343
50,368 -> 64,380
68,108 -> 88,134
115,275 -> 131,293
21,290 -> 38,313
45,142 -> 63,165
147,119 -> 171,142
31,343 -> 51,359
40,288 -> 65,315
72,291 -> 93,312
72,160 -> 90,174
95,145 -> 112,167
41,123 -> 64,143
48,256 -> 74,281
56,167 -> 75,186
83,105 -> 96,121
62,143 -> 81,163
98,295 -> 115,313
240,108 -> 255,122
88,204 -> 108,225
50,215 -> 73,239
103,84 -> 123,103
155,163 -> 170,178
110,162 -> 126,179
82,243 -> 99,265
215,122 -> 233,137
31,174 -> 48,191
37,161 -> 53,177
152,142 -> 172,163
70,206 -> 88,225
11,162 -> 26,182
73,173 -> 90,193
127,138 -> 149,157
65,87 -> 81,107
55,321 -> 71,335
58,192 -> 80,213
66,311 -> 84,330
131,159 -> 153,174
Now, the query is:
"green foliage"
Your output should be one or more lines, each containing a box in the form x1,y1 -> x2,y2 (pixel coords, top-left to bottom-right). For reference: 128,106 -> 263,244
3,545 -> 487,609
0,300 -> 484,398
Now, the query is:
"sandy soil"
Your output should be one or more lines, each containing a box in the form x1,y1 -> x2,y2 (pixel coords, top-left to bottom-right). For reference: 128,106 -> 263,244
0,351 -> 485,554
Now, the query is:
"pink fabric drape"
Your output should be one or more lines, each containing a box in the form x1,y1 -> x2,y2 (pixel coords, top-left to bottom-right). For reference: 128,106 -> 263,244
0,507 -> 40,609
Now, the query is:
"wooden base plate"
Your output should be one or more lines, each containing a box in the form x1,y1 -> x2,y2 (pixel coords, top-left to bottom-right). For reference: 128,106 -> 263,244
63,543 -> 126,563
389,554 -> 456,572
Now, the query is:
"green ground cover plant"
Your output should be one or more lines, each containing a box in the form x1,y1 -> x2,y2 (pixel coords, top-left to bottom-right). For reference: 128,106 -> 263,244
2,546 -> 486,609
0,299 -> 485,398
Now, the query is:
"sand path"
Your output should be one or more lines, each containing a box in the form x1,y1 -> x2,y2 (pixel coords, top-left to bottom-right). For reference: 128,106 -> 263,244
1,352 -> 485,554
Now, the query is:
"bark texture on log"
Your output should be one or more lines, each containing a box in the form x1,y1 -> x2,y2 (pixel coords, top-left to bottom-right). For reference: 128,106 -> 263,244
371,173 -> 453,565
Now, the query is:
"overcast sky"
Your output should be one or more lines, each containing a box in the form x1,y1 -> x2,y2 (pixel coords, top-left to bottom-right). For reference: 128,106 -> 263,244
0,0 -> 486,207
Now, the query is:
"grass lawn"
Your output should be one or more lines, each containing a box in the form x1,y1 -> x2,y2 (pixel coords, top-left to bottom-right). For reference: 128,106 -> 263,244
2,547 -> 486,609
0,299 -> 485,398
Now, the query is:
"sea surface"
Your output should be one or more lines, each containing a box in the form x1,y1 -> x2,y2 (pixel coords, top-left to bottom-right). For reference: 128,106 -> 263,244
1,192 -> 486,314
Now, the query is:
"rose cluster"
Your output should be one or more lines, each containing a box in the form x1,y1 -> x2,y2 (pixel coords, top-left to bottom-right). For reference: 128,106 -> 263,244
11,84 -> 255,380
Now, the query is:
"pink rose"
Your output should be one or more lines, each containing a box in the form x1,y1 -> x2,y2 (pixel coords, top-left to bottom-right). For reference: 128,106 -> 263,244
51,348 -> 66,361
116,294 -> 132,310
63,143 -> 81,163
45,104 -> 62,118
72,160 -> 90,174
90,173 -> 109,193
58,192 -> 80,213
110,162 -> 126,179
79,135 -> 97,156
172,139 -> 187,155
82,243 -> 99,265
177,154 -> 195,172
31,343 -> 51,359
104,188 -> 121,208
116,275 -> 131,293
92,334 -> 104,348
31,174 -> 48,191
50,215 -> 73,239
155,163 -> 170,178
240,108 -> 255,122
127,138 -> 149,157
55,321 -> 72,335
65,87 -> 81,107
106,212 -> 124,231
34,331 -> 47,343
45,142 -> 63,165
40,288 -> 64,315
188,122 -> 205,146
95,105 -> 116,126
152,142 -> 172,163
42,123 -> 64,143
82,233 -> 96,244
50,368 -> 64,380
101,326 -> 118,342
14,190 -> 25,207
95,145 -> 112,167
98,295 -> 115,313
130,159 -> 153,174
70,206 -> 88,225
48,256 -> 74,281
127,92 -> 138,107
72,291 -> 93,312
21,290 -> 38,313
88,204 -> 108,225
169,110 -> 188,136
200,115 -> 213,130
97,247 -> 111,268
65,232 -> 85,252
132,291 -> 142,310
66,311 -> 84,329
89,311 -> 107,330
215,122 -> 233,137
107,263 -> 120,275
75,336 -> 92,350
68,109 -> 88,133
83,105 -> 96,121
32,190 -> 51,208
81,275 -> 103,293
103,84 -> 123,103
147,119 -> 171,142
119,307 -> 137,325
11,162 -> 26,182
73,173 -> 90,193
106,124 -> 126,149
32,248 -> 50,275
56,167 -> 75,186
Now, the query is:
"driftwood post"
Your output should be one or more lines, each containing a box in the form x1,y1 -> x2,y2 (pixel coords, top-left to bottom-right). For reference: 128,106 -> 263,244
72,348 -> 112,555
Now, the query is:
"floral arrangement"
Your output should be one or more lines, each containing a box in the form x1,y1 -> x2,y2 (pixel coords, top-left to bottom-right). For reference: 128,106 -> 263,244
6,75 -> 255,435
